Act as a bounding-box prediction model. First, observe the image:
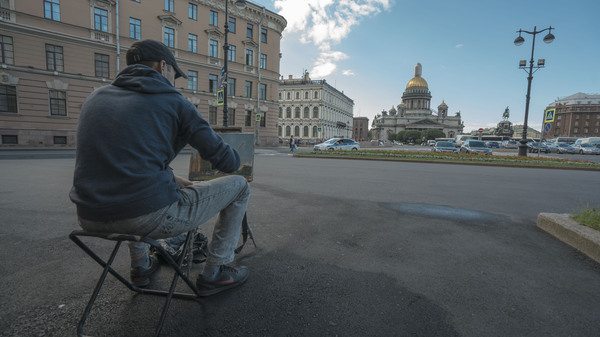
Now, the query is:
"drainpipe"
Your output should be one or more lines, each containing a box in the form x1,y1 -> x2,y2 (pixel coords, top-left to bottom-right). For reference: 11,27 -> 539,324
256,6 -> 265,146
115,0 -> 120,72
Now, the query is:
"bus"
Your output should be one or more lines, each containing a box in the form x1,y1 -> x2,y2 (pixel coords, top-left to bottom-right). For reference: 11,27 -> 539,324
550,137 -> 579,145
454,135 -> 475,147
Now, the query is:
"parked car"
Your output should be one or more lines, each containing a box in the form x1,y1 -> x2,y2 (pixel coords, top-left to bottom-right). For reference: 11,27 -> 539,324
427,140 -> 437,146
527,142 -> 550,153
572,143 -> 600,155
485,141 -> 500,148
314,138 -> 360,151
432,141 -> 458,153
556,142 -> 577,154
460,140 -> 492,155
502,140 -> 518,149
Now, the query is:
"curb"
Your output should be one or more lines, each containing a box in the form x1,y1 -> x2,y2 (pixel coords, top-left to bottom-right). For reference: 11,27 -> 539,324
537,213 -> 600,264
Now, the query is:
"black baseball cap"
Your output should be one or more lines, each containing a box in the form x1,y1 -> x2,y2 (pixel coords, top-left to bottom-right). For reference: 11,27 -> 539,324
126,39 -> 187,79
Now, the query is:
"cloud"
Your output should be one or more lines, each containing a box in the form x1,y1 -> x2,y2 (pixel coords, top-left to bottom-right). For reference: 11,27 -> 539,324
342,69 -> 355,76
274,0 -> 391,77
455,44 -> 464,48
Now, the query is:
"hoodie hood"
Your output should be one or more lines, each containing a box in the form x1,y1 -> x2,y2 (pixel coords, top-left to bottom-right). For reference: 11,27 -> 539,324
112,64 -> 182,95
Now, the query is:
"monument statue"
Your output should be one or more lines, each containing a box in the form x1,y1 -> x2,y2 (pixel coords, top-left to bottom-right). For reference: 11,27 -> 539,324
503,106 -> 510,120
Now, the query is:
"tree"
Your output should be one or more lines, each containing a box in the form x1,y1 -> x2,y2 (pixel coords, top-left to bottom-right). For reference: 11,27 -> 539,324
423,129 -> 446,140
405,130 -> 422,143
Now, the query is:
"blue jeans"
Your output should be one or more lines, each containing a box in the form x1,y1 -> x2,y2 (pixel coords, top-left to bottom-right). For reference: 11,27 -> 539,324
78,175 -> 250,267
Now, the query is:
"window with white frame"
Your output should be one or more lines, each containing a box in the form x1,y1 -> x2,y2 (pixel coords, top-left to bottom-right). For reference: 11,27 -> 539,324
245,110 -> 252,126
209,39 -> 218,57
164,27 -> 174,47
188,3 -> 197,20
129,18 -> 141,40
94,53 -> 109,78
209,74 -> 218,93
188,34 -> 197,53
260,111 -> 266,127
44,0 -> 60,21
260,53 -> 267,69
261,28 -> 267,43
228,45 -> 236,62
188,70 -> 198,90
164,0 -> 173,12
49,90 -> 67,116
209,106 -> 217,125
229,17 -> 236,33
45,44 -> 63,72
245,49 -> 253,66
0,35 -> 14,64
94,8 -> 108,32
259,83 -> 266,100
0,85 -> 17,113
210,10 -> 218,26
228,78 -> 236,96
246,24 -> 253,39
245,81 -> 252,98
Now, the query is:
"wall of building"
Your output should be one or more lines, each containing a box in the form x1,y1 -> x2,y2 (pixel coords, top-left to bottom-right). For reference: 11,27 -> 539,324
0,0 -> 286,147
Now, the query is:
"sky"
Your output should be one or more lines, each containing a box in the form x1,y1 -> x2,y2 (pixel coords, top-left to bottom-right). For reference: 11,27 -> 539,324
250,0 -> 600,133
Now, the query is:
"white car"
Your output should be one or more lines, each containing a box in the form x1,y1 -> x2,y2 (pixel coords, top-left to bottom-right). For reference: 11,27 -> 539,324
314,138 -> 360,151
572,143 -> 600,155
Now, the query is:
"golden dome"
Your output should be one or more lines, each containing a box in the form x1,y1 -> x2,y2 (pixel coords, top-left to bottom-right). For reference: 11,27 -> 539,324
438,100 -> 447,108
406,75 -> 428,89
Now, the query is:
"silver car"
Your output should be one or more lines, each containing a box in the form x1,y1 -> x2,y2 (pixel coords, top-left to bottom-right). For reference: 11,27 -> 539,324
432,141 -> 458,153
460,140 -> 492,155
572,143 -> 600,155
314,138 -> 360,151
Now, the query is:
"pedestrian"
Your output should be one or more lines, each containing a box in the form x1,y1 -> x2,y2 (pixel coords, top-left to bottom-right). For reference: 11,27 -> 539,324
290,135 -> 296,153
69,39 -> 250,296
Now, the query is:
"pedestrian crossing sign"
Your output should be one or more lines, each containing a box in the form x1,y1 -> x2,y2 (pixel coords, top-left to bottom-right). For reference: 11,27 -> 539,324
217,90 -> 224,106
544,108 -> 555,123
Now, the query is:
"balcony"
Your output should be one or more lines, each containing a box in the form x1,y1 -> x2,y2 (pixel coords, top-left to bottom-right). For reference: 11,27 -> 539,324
91,30 -> 111,43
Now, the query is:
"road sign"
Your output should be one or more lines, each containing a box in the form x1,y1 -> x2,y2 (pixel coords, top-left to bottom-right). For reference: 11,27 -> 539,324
255,113 -> 261,122
217,90 -> 224,106
545,123 -> 551,133
478,128 -> 484,133
544,108 -> 555,123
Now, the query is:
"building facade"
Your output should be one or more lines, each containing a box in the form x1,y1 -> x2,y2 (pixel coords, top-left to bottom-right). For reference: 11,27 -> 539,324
353,117 -> 369,141
0,0 -> 286,147
543,92 -> 600,139
371,63 -> 464,141
278,72 -> 354,144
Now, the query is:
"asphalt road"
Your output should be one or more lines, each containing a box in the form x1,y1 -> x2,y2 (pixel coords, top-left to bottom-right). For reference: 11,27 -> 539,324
1,151 -> 599,336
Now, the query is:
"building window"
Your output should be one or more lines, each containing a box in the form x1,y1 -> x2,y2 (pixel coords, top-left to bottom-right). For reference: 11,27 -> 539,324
278,126 -> 282,136
187,70 -> 198,90
278,107 -> 282,118
210,10 -> 218,26
94,8 -> 108,32
286,92 -> 290,100
49,90 -> 66,116
286,107 -> 291,118
188,34 -> 197,53
188,3 -> 197,20
245,49 -> 253,66
303,107 -> 309,118
164,27 -> 174,47
260,112 -> 266,127
303,126 -> 308,137
209,106 -> 217,125
314,91 -> 318,99
45,44 -> 63,72
53,136 -> 67,144
313,107 -> 319,118
229,109 -> 236,126
44,0 -> 60,21
260,53 -> 267,69
2,135 -> 18,144
304,92 -> 309,99
259,83 -> 266,100
228,45 -> 236,62
279,93 -> 282,100
229,17 -> 236,33
245,110 -> 252,126
94,53 -> 109,78
294,107 -> 300,118
245,81 -> 252,98
164,0 -> 173,12
295,92 -> 299,99
209,39 -> 218,58
313,126 -> 318,137
294,126 -> 299,136
0,85 -> 17,113
129,18 -> 141,40
285,125 -> 290,136
228,78 -> 236,96
261,28 -> 267,43
0,35 -> 14,64
209,74 -> 218,93
247,24 -> 253,39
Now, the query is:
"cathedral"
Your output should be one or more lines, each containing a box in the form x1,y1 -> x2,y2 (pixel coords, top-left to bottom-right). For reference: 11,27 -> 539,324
371,63 -> 464,140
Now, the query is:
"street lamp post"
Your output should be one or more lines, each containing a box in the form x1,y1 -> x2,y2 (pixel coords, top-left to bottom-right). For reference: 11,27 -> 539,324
223,0 -> 247,127
514,26 -> 555,157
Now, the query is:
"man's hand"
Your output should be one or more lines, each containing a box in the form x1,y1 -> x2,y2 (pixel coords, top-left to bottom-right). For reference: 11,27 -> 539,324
174,175 -> 193,188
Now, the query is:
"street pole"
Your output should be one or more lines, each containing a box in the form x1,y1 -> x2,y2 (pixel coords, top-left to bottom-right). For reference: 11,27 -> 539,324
514,26 -> 555,157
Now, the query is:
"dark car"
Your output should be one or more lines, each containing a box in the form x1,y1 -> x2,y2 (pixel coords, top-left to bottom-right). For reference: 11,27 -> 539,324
460,140 -> 492,155
485,141 -> 500,148
432,141 -> 458,153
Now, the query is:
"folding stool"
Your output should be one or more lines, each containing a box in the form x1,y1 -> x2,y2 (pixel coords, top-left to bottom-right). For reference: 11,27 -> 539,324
69,229 -> 201,337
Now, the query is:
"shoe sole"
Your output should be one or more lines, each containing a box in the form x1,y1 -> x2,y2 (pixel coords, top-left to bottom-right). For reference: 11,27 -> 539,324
196,274 -> 248,296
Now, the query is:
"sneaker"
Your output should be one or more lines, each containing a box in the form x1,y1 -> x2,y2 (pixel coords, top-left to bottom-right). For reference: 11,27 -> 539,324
196,265 -> 249,296
130,255 -> 160,287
